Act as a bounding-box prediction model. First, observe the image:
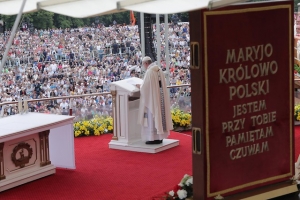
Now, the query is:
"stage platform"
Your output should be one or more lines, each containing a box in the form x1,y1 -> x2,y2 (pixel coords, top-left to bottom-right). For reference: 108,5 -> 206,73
109,138 -> 179,153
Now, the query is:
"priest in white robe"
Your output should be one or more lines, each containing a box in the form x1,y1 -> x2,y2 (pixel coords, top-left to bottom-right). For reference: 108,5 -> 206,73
137,56 -> 173,144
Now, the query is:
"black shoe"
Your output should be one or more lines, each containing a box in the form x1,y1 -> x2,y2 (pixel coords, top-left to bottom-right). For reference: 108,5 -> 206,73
154,140 -> 163,144
145,141 -> 157,144
145,140 -> 161,145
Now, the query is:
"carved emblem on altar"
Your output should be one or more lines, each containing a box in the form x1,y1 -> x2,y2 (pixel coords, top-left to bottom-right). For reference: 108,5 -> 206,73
11,143 -> 33,168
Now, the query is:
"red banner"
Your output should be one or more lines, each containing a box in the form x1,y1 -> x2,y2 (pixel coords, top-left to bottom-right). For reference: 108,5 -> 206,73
202,3 -> 293,197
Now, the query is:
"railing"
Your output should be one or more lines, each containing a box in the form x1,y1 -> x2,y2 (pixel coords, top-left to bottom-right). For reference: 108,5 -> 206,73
0,84 -> 191,122
1,48 -> 141,67
0,92 -> 111,106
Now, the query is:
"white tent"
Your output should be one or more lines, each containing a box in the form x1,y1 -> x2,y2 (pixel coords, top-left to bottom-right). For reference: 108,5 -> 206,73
0,0 -> 247,16
37,0 -> 210,17
37,0 -> 125,18
119,0 -> 210,14
0,0 -> 44,15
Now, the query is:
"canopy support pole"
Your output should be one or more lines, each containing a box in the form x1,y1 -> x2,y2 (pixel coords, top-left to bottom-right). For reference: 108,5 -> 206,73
164,14 -> 169,86
156,14 -> 161,67
140,12 -> 146,74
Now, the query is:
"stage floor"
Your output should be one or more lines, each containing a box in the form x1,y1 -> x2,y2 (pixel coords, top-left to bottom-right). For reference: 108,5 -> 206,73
1,129 -> 299,199
271,191 -> 300,200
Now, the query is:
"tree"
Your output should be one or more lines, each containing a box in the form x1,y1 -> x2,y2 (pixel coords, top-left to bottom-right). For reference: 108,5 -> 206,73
112,11 -> 131,25
0,15 -> 16,30
71,18 -> 85,28
0,10 -> 190,30
296,0 -> 300,12
178,13 -> 189,22
53,14 -> 72,29
0,11 -> 54,30
26,11 -> 54,29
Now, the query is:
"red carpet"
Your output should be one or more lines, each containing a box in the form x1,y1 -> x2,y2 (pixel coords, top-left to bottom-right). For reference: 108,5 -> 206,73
4,127 -> 299,199
178,130 -> 192,136
0,131 -> 192,200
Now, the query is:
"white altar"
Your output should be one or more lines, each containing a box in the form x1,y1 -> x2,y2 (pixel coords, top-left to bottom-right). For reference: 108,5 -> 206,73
0,113 -> 75,192
109,77 -> 179,153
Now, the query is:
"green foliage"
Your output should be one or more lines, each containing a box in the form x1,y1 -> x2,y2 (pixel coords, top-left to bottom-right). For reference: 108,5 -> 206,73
93,11 -> 130,26
27,11 -> 54,29
82,18 -> 91,26
96,15 -> 113,26
72,18 -> 85,28
178,13 -> 189,22
0,15 -> 16,30
53,14 -> 72,29
295,64 -> 300,74
296,0 -> 300,12
0,10 -> 188,30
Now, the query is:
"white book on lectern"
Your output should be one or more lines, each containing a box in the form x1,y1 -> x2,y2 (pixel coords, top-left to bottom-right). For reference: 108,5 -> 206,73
110,77 -> 143,94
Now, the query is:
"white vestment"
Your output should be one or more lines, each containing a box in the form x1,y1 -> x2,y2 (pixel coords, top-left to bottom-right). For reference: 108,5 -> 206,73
138,62 -> 173,141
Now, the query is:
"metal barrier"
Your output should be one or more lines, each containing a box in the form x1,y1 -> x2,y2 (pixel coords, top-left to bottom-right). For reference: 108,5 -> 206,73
2,47 -> 141,67
0,84 -> 191,119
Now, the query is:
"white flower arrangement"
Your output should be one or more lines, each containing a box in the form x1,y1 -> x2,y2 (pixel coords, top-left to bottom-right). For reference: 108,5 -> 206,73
177,189 -> 188,199
169,190 -> 175,197
165,174 -> 193,200
186,177 -> 193,186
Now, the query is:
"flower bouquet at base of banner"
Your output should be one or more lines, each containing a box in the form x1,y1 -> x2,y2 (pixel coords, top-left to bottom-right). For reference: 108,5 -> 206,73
165,174 -> 193,200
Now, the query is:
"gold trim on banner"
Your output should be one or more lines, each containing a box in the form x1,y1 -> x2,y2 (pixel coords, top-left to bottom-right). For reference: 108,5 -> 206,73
192,127 -> 202,154
203,4 -> 293,197
190,42 -> 200,69
289,5 -> 293,178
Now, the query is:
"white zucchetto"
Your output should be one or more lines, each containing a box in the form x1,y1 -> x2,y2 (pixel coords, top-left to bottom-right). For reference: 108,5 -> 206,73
142,56 -> 152,63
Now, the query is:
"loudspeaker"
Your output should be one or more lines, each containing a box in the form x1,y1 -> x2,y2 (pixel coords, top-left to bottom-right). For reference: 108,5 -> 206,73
137,13 -> 157,61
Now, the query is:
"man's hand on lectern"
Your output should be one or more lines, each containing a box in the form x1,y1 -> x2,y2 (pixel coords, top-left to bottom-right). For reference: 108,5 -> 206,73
135,84 -> 141,89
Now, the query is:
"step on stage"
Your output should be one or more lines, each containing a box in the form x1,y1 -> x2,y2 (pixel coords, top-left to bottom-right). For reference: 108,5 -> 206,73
109,139 -> 179,153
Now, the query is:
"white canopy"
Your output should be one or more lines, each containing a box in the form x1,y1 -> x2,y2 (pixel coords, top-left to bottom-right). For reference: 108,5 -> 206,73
0,0 -> 246,16
0,0 -> 44,15
119,0 -> 209,14
37,0 -> 125,18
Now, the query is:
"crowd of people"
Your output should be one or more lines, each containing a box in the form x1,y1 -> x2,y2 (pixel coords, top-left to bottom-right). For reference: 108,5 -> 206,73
0,22 -> 191,120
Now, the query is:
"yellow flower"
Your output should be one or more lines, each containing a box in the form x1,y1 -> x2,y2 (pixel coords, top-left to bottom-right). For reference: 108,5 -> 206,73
84,130 -> 90,136
74,122 -> 80,128
73,115 -> 113,136
295,104 -> 300,121
74,131 -> 81,137
94,129 -> 100,136
171,108 -> 192,128
82,121 -> 89,126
